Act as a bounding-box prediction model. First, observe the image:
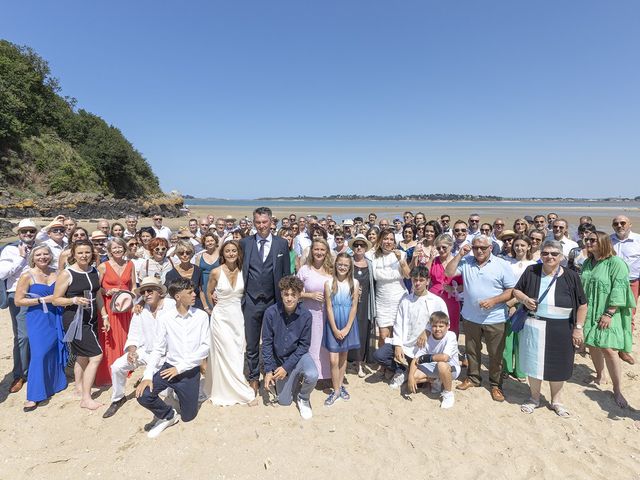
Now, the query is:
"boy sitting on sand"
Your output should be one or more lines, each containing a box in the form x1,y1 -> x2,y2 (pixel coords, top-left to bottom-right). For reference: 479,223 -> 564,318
407,311 -> 460,409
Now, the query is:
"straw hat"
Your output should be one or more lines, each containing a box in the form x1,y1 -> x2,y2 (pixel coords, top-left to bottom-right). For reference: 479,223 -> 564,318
133,276 -> 167,296
46,220 -> 65,232
110,291 -> 136,313
13,218 -> 37,234
176,227 -> 194,239
499,229 -> 517,240
348,234 -> 372,250
90,230 -> 107,241
224,215 -> 236,221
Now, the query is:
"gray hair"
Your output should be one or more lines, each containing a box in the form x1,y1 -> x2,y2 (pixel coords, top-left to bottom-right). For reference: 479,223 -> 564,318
107,237 -> 128,254
126,214 -> 138,221
175,240 -> 195,256
541,239 -> 563,254
28,245 -> 54,268
434,233 -> 453,247
472,235 -> 492,246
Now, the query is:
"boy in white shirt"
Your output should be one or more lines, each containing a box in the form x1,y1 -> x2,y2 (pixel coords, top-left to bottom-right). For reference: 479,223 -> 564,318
135,278 -> 210,438
407,311 -> 460,409
102,277 -> 175,419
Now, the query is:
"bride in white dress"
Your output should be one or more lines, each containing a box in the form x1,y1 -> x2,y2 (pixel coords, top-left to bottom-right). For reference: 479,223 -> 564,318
203,240 -> 255,405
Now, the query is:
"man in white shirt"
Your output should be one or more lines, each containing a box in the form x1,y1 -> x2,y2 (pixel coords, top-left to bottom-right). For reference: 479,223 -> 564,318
197,217 -> 210,239
123,215 -> 138,240
372,266 -> 448,390
103,277 -> 175,418
0,219 -> 38,393
135,278 -> 210,437
467,213 -> 481,239
451,220 -> 471,256
152,214 -> 172,241
611,215 -> 640,364
551,218 -> 578,264
393,218 -> 404,243
293,217 -> 311,258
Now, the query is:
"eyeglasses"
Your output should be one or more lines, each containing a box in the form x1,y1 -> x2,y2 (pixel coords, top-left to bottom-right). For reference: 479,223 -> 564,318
20,229 -> 37,235
128,242 -> 139,247
176,251 -> 191,256
153,217 -> 162,221
140,288 -> 158,295
154,247 -> 167,253
541,251 -> 561,257
613,222 -> 627,227
480,229 -> 491,233
494,223 -> 504,227
584,238 -> 598,243
469,219 -> 479,223
50,228 -> 65,233
353,243 -> 366,249
454,228 -> 467,233
472,245 -> 491,251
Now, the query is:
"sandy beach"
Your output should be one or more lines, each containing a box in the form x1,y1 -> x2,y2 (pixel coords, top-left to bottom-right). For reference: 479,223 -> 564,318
0,305 -> 639,479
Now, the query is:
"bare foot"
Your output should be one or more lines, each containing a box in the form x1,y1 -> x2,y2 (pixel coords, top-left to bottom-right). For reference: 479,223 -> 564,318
614,392 -> 628,409
80,399 -> 103,410
584,374 -> 608,385
248,397 -> 259,407
74,388 -> 83,398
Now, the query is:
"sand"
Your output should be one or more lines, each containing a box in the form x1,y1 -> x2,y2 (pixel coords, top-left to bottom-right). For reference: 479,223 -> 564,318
0,306 -> 639,479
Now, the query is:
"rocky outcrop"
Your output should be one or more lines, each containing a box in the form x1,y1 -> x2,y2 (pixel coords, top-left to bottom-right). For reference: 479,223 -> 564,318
0,191 -> 185,220
0,219 -> 16,238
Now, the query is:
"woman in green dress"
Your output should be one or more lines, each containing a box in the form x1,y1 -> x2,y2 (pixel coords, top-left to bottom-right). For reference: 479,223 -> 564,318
580,230 -> 635,408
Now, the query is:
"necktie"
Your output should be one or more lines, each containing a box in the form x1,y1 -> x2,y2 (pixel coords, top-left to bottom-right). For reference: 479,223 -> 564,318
258,239 -> 267,262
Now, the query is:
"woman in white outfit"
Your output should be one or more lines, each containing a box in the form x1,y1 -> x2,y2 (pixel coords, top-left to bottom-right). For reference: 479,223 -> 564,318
203,240 -> 256,406
367,228 -> 410,347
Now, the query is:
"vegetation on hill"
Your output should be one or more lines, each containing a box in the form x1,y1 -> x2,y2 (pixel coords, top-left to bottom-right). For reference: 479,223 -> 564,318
0,40 -> 161,199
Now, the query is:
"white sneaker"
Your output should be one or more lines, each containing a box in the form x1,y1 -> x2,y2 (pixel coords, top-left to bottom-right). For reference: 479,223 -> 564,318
389,372 -> 406,389
147,409 -> 180,438
297,396 -> 313,420
440,391 -> 455,409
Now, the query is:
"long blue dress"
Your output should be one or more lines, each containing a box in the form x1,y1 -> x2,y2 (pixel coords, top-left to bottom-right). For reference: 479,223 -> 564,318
199,254 -> 220,308
26,282 -> 68,402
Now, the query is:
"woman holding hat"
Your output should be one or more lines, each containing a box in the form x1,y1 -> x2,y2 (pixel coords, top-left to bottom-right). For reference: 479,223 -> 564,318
347,234 -> 376,377
95,237 -> 136,386
53,240 -> 109,410
14,245 -> 67,411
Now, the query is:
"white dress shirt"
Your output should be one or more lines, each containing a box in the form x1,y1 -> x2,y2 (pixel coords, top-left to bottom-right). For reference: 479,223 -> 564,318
153,225 -> 172,241
256,233 -> 273,261
611,231 -> 640,280
0,244 -> 29,292
124,298 -> 176,354
293,232 -> 311,257
392,291 -> 449,357
143,305 -> 211,380
43,238 -> 66,270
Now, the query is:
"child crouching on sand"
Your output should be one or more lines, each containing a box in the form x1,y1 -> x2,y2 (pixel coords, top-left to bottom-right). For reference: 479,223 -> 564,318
407,311 -> 460,409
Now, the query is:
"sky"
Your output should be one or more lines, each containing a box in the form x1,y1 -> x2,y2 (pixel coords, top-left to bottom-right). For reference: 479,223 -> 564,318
4,1 -> 639,199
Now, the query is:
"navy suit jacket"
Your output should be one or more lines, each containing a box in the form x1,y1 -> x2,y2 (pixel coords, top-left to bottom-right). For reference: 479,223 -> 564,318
240,234 -> 291,303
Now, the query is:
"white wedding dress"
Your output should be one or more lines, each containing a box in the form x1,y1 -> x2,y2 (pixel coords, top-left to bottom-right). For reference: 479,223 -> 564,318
203,269 -> 255,405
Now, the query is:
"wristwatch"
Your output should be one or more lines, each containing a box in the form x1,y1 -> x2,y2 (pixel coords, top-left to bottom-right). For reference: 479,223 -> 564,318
574,324 -> 583,330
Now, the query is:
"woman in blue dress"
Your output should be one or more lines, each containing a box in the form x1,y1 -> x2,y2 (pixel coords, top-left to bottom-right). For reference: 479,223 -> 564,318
194,232 -> 220,312
323,253 -> 361,406
14,245 -> 67,412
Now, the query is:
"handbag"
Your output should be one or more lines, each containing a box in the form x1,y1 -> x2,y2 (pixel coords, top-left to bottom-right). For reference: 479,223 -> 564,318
510,266 -> 560,333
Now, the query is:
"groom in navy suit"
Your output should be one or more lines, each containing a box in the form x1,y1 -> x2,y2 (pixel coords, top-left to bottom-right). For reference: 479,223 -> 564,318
240,207 -> 291,393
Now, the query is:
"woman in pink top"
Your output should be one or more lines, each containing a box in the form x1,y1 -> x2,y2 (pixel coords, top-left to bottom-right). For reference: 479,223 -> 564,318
428,234 -> 463,336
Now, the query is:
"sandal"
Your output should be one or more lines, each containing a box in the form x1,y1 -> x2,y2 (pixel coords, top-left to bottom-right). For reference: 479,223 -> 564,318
520,398 -> 540,414
551,403 -> 570,417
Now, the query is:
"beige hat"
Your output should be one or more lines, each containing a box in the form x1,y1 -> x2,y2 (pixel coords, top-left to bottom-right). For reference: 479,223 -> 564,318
90,230 -> 107,241
13,218 -> 37,234
134,276 -> 167,296
176,227 -> 194,239
110,290 -> 136,313
348,234 -> 372,250
499,229 -> 517,240
46,220 -> 65,232
224,215 -> 236,221
342,219 -> 354,227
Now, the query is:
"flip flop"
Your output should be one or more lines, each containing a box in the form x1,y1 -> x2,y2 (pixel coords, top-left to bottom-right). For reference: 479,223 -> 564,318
551,403 -> 570,417
520,398 -> 540,414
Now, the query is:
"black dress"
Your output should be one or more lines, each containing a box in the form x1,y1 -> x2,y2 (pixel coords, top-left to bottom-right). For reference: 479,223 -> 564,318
348,264 -> 373,363
164,265 -> 204,310
62,267 -> 102,357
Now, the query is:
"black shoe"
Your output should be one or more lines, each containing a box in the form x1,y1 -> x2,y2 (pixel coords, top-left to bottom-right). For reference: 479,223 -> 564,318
23,402 -> 38,412
102,398 -> 127,419
144,417 -> 160,432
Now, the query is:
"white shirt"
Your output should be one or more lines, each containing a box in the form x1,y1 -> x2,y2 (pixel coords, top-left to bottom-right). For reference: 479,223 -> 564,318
293,232 -> 311,257
391,291 -> 449,357
44,238 -> 66,270
611,231 -> 640,280
415,330 -> 460,376
394,231 -> 403,244
123,229 -> 137,240
0,244 -> 29,292
256,233 -> 273,261
124,298 -> 176,354
143,306 -> 210,380
137,258 -> 173,284
557,237 -> 579,263
153,225 -> 172,241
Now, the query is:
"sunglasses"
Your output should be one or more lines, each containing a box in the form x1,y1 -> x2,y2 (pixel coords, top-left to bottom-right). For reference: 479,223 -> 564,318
154,247 -> 167,253
454,228 -> 467,233
20,229 -> 37,235
584,238 -> 598,243
494,223 -> 504,227
139,288 -> 159,295
353,243 -> 366,249
128,242 -> 139,247
472,245 -> 491,251
541,251 -> 561,257
553,226 -> 565,230
50,228 -> 65,233
469,219 -> 479,223
613,222 -> 627,227
176,251 -> 191,256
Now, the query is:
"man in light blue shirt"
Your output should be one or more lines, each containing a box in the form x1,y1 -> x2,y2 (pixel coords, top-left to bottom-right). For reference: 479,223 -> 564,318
445,235 -> 516,402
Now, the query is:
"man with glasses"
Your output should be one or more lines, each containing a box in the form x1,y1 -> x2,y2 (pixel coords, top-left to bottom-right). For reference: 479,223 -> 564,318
445,236 -> 516,402
611,215 -> 640,364
451,221 -> 471,256
44,219 -> 67,269
124,215 -> 139,240
480,223 -> 501,255
467,214 -> 481,239
551,219 -> 578,262
152,215 -> 172,241
403,211 -> 414,225
491,218 -> 506,249
440,215 -> 451,235
1,219 -> 38,393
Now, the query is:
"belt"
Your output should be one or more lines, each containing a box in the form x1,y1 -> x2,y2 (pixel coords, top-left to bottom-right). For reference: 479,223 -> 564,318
527,313 -> 570,321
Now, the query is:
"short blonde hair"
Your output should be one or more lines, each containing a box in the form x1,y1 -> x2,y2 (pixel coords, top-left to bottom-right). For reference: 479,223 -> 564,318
28,245 -> 54,268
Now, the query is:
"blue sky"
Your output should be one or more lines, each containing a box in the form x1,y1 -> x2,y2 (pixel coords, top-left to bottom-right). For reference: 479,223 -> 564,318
4,1 -> 639,199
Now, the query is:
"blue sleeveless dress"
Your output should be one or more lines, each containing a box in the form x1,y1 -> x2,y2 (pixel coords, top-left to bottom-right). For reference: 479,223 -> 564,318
26,282 -> 68,402
323,279 -> 361,353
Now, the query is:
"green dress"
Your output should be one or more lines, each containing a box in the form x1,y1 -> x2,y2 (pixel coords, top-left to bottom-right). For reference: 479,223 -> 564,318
580,256 -> 635,352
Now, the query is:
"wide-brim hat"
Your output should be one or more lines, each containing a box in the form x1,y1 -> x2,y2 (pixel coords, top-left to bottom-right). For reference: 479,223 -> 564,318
499,229 -> 517,240
348,234 -> 372,250
133,276 -> 167,296
224,215 -> 236,221
110,290 -> 136,313
90,230 -> 107,241
342,219 -> 354,226
176,227 -> 194,239
13,218 -> 37,234
46,220 -> 65,232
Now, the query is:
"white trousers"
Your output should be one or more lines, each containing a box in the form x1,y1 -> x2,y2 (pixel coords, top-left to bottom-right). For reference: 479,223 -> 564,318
110,351 -> 151,402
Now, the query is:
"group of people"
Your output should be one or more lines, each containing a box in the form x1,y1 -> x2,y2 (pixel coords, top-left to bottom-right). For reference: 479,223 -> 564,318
0,207 -> 637,437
